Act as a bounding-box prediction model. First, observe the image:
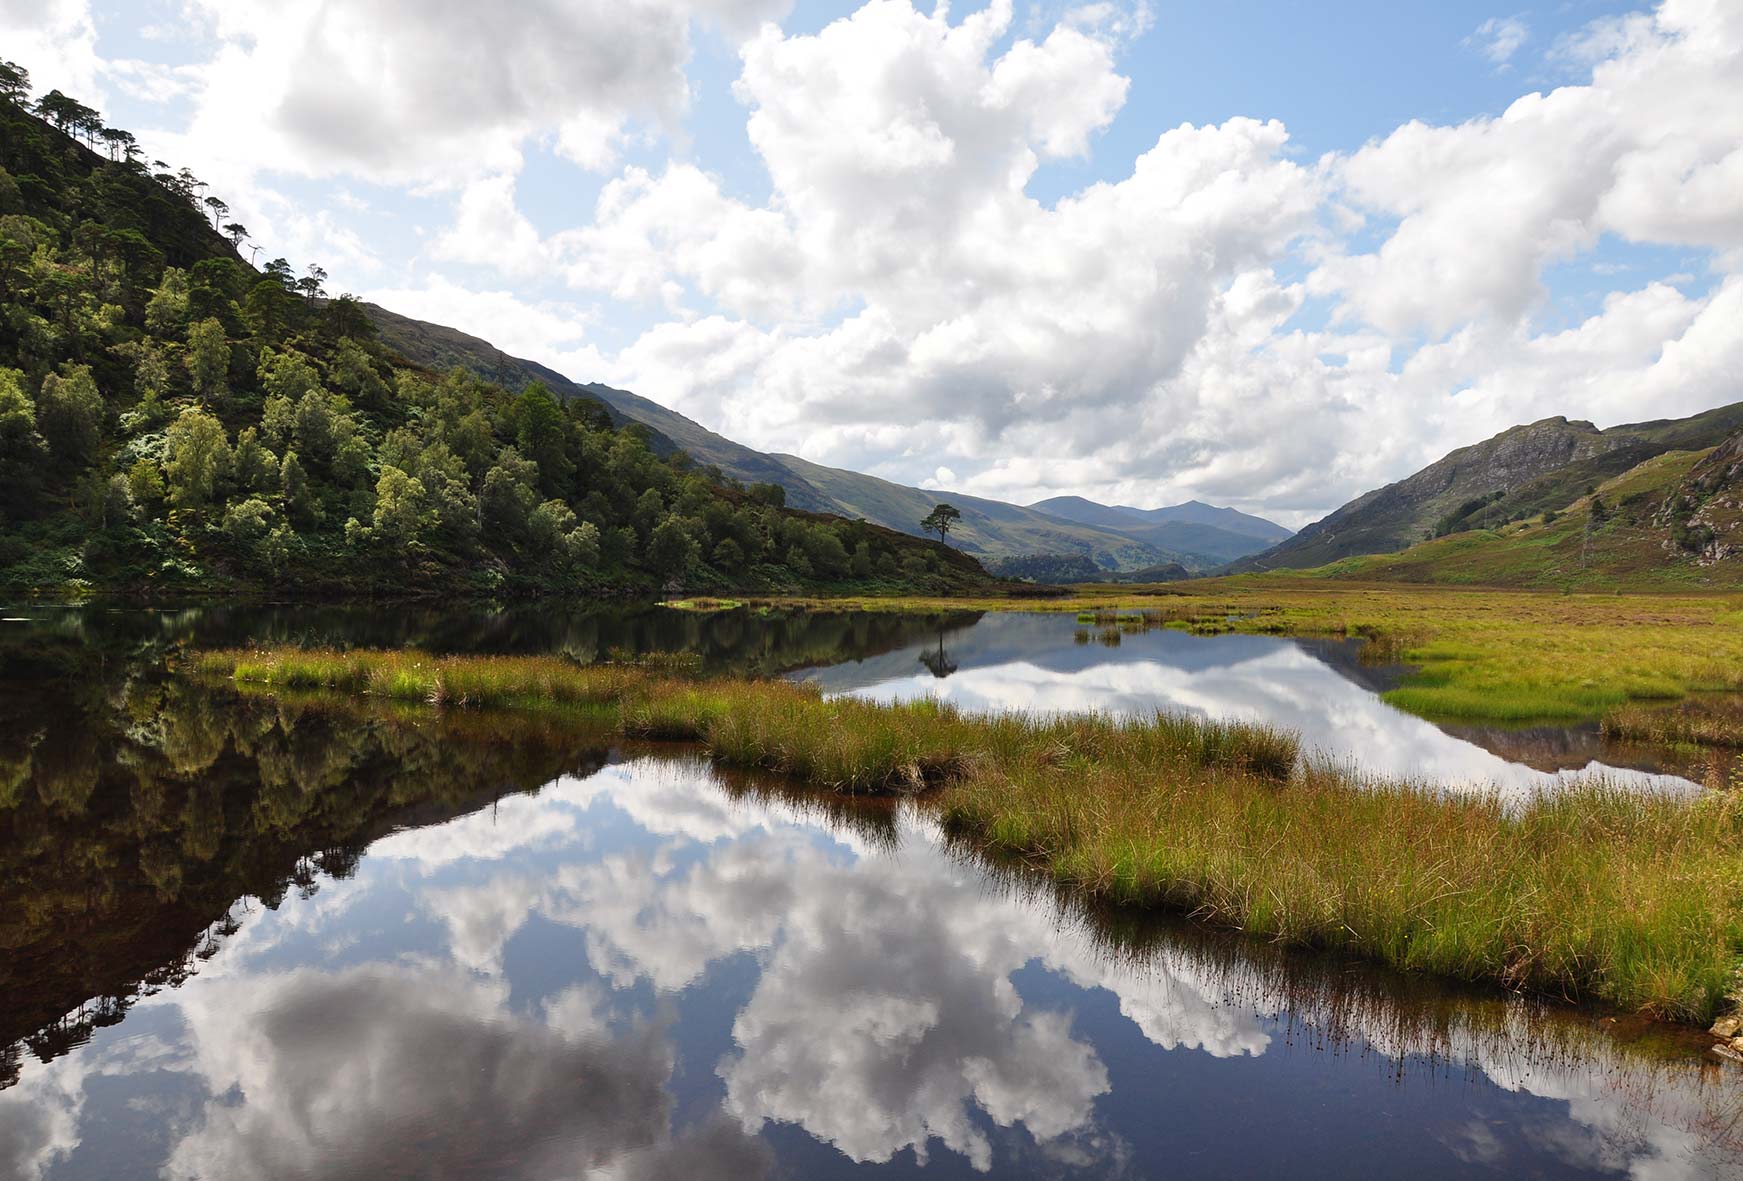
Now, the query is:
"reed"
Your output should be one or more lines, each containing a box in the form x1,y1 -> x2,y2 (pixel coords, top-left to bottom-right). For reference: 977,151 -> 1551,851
195,644 -> 1743,1022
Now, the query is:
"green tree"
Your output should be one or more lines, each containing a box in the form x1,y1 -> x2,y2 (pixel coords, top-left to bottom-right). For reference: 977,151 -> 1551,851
0,60 -> 30,104
280,452 -> 316,524
222,497 -> 275,546
921,503 -> 961,543
144,268 -> 190,334
713,537 -> 745,570
35,364 -> 103,462
261,395 -> 296,450
331,338 -> 387,407
126,458 -> 165,507
164,406 -> 230,510
804,525 -> 851,578
371,466 -> 430,546
480,464 -> 534,539
292,391 -> 336,463
259,349 -> 321,402
567,520 -> 601,568
0,368 -> 45,511
632,488 -> 664,539
232,427 -> 278,492
850,541 -> 874,579
647,517 -> 700,577
529,498 -> 578,554
185,317 -> 229,401
515,383 -> 572,491
332,434 -> 373,488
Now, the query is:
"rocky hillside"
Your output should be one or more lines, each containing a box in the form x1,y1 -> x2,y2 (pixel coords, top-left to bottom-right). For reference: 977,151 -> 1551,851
1233,403 -> 1743,571
1311,431 -> 1743,589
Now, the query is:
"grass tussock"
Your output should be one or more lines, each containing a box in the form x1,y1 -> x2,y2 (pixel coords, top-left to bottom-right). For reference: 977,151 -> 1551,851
1603,697 -> 1743,749
197,645 -> 1743,1022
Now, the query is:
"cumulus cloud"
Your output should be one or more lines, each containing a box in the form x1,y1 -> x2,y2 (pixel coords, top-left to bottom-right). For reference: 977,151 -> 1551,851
176,0 -> 762,184
24,0 -> 1743,521
563,0 -> 1740,520
0,0 -> 104,100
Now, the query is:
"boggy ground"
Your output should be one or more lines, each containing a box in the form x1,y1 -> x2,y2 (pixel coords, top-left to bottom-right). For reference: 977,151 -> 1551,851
753,579 -> 1743,730
194,646 -> 1743,1026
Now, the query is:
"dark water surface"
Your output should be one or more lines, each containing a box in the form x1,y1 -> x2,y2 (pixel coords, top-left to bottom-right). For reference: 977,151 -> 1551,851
1,603 -> 1738,1179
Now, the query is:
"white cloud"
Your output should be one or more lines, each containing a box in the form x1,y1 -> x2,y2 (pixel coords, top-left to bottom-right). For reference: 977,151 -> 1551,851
562,0 -> 1743,520
28,0 -> 1743,521
1468,15 -> 1530,66
358,275 -> 607,379
162,964 -> 772,1180
0,0 -> 104,101
179,0 -> 684,184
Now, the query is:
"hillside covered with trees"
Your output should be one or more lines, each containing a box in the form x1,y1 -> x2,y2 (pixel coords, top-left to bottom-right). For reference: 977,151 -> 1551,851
0,73 -> 987,598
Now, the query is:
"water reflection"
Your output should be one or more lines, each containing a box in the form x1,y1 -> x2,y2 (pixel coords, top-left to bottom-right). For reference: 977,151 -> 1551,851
0,673 -> 1738,1178
791,612 -> 1701,793
1,599 -> 983,675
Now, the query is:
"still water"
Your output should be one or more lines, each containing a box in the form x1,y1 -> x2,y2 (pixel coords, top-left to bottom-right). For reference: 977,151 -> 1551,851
789,612 -> 1701,794
1,603 -> 1737,1178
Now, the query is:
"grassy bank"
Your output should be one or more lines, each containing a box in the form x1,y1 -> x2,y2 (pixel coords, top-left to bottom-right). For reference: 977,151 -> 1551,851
196,645 -> 1743,1023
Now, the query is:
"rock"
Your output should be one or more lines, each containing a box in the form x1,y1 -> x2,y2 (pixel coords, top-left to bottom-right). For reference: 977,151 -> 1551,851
1712,1015 -> 1743,1038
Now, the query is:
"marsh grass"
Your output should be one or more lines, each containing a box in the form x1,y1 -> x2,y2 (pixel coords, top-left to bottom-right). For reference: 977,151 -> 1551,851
1603,697 -> 1743,749
766,583 -> 1743,727
197,644 -> 1743,1022
943,766 -> 1743,1021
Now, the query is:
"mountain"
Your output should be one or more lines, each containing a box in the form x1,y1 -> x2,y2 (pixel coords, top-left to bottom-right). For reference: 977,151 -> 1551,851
1231,403 -> 1743,572
1309,431 -> 1743,589
1031,495 -> 1289,541
769,451 -> 1161,569
367,306 -> 1164,569
1027,495 -> 1291,567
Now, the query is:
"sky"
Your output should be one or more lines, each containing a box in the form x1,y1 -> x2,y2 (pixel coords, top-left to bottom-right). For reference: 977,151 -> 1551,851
4,0 -> 1740,526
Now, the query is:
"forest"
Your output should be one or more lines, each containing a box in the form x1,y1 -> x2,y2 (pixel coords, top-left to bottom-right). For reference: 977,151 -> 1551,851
0,72 -> 983,598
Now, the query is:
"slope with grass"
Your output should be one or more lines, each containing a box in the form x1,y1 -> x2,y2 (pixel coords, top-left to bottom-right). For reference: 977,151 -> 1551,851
197,644 -> 1743,1023
1234,403 -> 1743,572
1310,438 -> 1743,591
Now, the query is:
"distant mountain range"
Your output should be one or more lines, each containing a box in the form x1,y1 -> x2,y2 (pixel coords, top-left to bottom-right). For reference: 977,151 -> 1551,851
366,305 -> 1289,571
1027,496 -> 1290,566
1230,402 -> 1743,574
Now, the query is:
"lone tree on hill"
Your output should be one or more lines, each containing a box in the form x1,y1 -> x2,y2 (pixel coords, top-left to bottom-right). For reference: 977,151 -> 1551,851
921,503 -> 961,544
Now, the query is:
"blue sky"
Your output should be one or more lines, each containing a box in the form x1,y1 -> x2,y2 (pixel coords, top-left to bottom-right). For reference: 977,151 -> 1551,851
9,0 -> 1741,522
